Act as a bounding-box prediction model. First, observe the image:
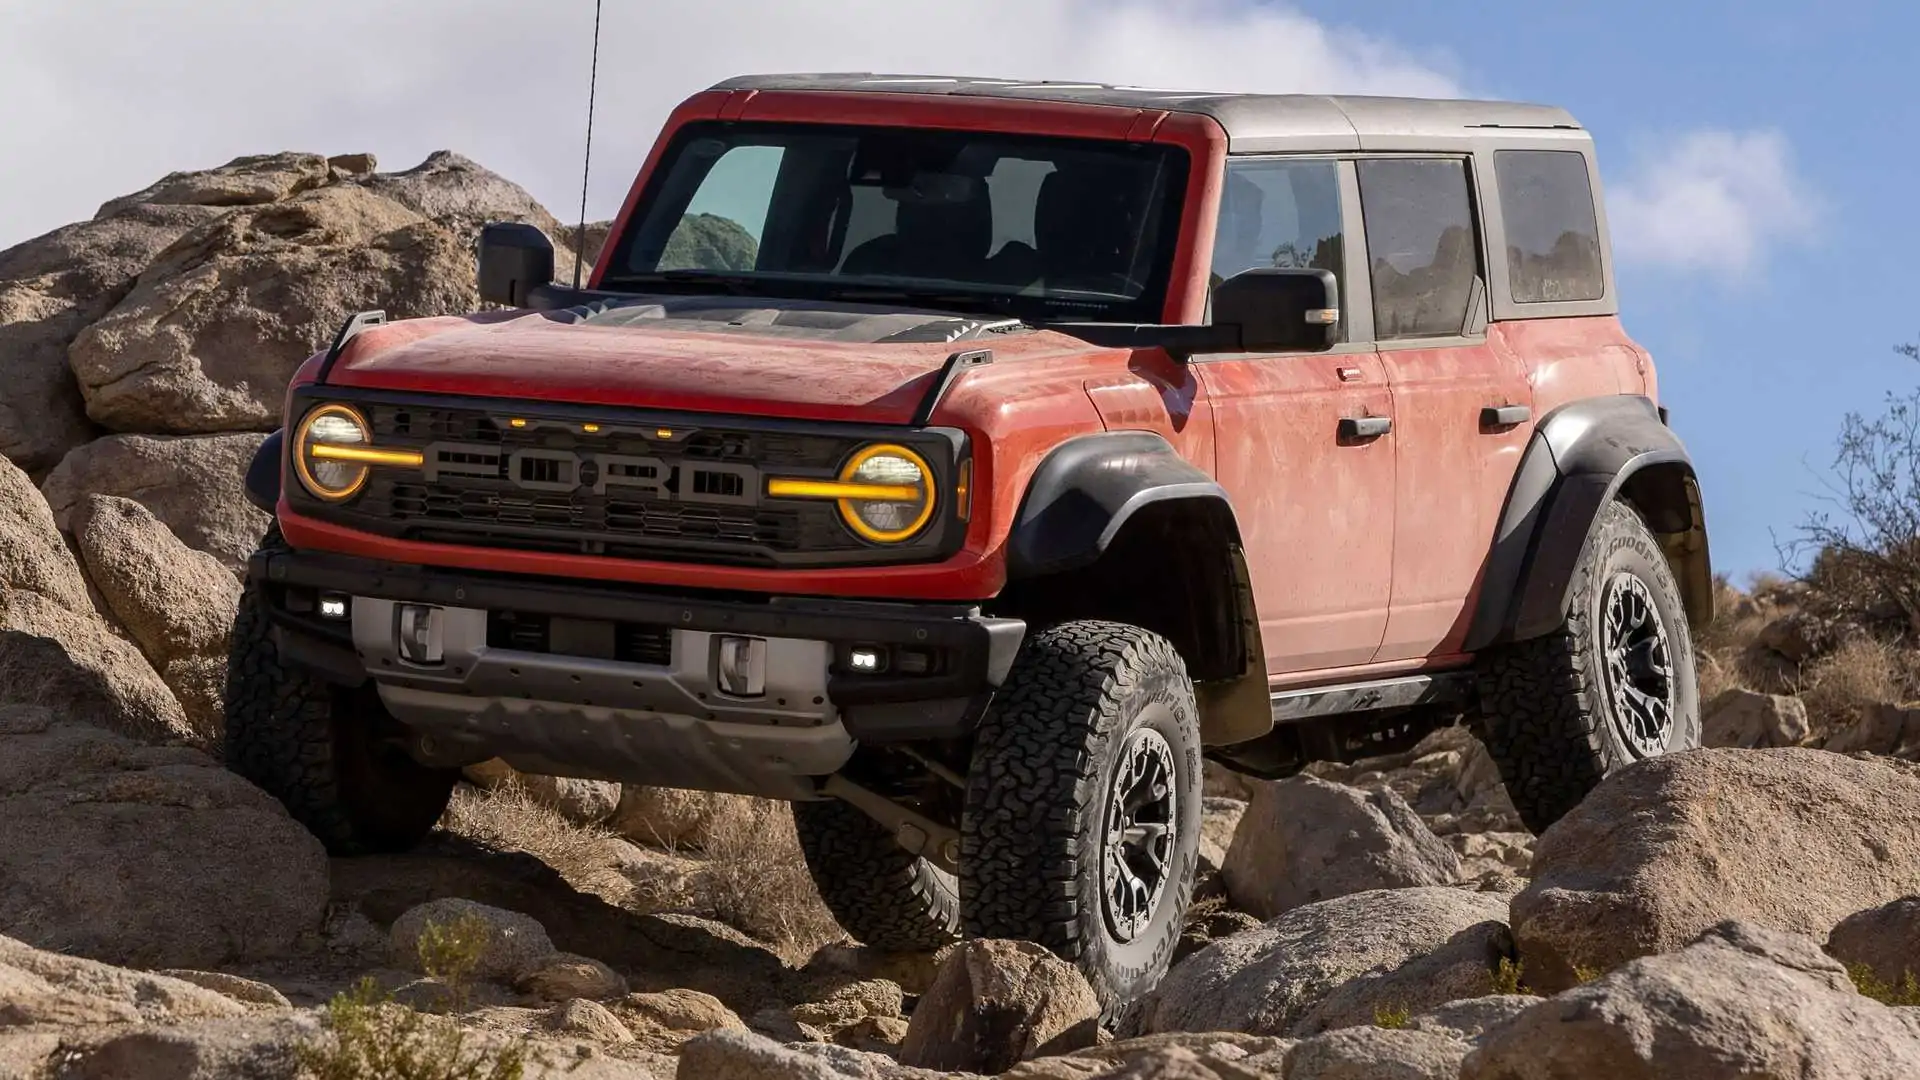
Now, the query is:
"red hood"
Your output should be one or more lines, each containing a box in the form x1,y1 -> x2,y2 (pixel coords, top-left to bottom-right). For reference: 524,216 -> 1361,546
324,310 -> 1056,424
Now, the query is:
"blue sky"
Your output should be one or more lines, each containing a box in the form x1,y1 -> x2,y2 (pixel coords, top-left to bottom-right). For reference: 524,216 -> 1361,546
1,0 -> 1908,579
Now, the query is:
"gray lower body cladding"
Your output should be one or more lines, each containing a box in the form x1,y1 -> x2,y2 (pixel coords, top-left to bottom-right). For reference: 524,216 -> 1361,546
249,546 -> 1025,801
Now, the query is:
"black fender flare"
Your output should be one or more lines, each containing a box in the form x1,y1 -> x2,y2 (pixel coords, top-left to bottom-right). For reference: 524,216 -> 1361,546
244,429 -> 284,515
1005,431 -> 1237,580
1464,394 -> 1712,651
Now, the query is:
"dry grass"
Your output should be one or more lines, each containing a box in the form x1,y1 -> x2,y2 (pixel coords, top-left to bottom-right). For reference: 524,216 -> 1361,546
1797,637 -> 1911,736
633,797 -> 845,962
441,780 -> 631,898
443,780 -> 843,963
1849,964 -> 1920,1006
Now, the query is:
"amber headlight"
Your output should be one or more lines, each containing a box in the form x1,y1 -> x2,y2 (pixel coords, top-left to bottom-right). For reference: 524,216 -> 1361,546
837,444 -> 935,542
292,402 -> 426,502
767,443 -> 937,544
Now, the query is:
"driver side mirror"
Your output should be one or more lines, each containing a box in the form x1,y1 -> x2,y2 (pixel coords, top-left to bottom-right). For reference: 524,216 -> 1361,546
1212,268 -> 1340,353
478,222 -> 556,307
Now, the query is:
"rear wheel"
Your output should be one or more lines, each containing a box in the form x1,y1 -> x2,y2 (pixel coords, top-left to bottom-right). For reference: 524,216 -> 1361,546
960,621 -> 1201,1010
1474,500 -> 1700,833
793,799 -> 961,952
224,530 -> 458,854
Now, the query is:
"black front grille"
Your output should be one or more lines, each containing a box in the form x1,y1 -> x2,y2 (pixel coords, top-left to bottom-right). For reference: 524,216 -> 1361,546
294,391 -> 962,568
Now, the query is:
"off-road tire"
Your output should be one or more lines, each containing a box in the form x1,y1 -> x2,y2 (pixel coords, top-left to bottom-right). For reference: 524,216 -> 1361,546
1475,500 -> 1700,834
224,528 -> 458,854
960,621 -> 1202,1011
793,799 -> 961,952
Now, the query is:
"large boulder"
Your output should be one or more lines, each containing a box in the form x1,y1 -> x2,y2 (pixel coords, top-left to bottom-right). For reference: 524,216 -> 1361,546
677,1027 -> 952,1080
1126,886 -> 1510,1038
0,453 -> 94,613
0,933 -> 247,1026
1222,775 -> 1460,920
0,591 -> 190,742
1825,703 -> 1920,757
0,707 -> 330,968
1287,1026 -> 1471,1080
1461,921 -> 1920,1080
41,432 -> 269,571
1511,748 -> 1920,992
94,151 -> 334,220
64,152 -> 575,436
72,495 -> 240,739
0,203 -> 224,474
0,457 -> 187,741
388,897 -> 558,983
898,938 -> 1101,1073
1701,688 -> 1810,749
1826,896 -> 1920,988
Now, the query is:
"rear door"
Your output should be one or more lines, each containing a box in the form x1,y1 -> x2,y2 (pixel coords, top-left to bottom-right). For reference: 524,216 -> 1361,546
1354,157 -> 1532,662
1196,158 -> 1396,674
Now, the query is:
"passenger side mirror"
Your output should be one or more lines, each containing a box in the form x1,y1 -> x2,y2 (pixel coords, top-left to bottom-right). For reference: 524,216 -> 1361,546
1212,268 -> 1340,353
477,222 -> 556,307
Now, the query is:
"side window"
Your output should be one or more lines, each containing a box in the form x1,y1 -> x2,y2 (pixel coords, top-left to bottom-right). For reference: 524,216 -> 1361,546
1212,159 -> 1344,323
1495,150 -> 1604,303
1356,158 -> 1480,340
657,144 -> 783,272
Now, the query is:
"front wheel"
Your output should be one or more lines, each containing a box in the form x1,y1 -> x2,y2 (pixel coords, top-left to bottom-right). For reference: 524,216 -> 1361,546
793,798 -> 961,952
224,531 -> 458,854
960,621 -> 1202,1010
1474,500 -> 1701,833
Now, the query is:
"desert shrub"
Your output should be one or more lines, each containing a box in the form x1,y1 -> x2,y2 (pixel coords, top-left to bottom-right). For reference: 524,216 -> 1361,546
297,979 -> 528,1080
1790,346 -> 1920,636
1488,956 -> 1539,996
1848,963 -> 1920,1006
1798,636 -> 1912,734
1373,1003 -> 1411,1029
415,912 -> 490,1012
656,798 -> 843,960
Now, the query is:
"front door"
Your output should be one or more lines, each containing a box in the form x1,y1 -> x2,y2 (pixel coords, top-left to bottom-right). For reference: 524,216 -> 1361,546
1351,157 -> 1533,662
1197,157 -> 1396,674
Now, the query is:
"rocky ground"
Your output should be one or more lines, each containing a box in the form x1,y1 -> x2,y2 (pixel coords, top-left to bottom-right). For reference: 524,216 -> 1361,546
9,152 -> 1920,1079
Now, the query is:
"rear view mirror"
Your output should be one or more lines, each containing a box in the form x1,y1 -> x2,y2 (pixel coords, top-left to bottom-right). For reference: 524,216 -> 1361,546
1212,268 -> 1340,353
478,222 -> 556,307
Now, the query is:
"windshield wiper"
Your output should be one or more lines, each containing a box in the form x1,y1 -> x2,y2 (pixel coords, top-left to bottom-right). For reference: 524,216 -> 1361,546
601,269 -> 764,296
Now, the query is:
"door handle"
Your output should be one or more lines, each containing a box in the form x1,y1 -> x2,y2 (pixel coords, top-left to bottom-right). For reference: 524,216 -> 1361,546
1339,415 -> 1393,441
1480,405 -> 1532,429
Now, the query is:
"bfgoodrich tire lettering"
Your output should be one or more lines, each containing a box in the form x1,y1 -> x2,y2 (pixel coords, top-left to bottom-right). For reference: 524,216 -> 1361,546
224,529 -> 457,854
793,798 -> 961,952
960,621 -> 1202,1010
1475,500 -> 1701,833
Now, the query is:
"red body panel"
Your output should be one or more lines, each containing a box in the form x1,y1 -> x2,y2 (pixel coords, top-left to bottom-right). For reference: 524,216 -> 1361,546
1373,339 -> 1533,661
1198,351 -> 1396,672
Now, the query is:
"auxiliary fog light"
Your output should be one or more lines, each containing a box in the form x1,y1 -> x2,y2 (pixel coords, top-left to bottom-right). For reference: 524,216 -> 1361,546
397,604 -> 444,665
848,647 -> 886,674
319,594 -> 350,620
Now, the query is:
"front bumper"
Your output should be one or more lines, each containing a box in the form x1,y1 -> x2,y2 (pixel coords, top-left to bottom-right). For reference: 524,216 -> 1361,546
252,546 -> 1024,799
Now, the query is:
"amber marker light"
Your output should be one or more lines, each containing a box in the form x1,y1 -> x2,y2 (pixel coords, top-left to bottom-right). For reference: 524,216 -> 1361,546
308,445 -> 426,467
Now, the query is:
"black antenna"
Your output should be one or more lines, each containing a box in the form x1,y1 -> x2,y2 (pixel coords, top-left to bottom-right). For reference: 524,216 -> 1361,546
572,0 -> 604,290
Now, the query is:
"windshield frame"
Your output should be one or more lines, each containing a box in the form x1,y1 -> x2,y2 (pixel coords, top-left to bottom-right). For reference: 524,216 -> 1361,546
598,119 -> 1194,325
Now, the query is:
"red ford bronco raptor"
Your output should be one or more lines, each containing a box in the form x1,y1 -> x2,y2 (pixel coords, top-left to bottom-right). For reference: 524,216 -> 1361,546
228,74 -> 1711,1006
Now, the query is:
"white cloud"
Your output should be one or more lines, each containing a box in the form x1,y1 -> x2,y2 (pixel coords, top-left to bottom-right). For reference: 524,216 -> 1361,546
0,0 -> 1459,250
1606,129 -> 1819,278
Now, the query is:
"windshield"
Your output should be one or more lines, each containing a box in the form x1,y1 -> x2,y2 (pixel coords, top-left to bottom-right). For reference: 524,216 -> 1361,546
603,122 -> 1190,323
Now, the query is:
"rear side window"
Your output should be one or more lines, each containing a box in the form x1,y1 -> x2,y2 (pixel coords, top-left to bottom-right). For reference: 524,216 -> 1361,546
1356,158 -> 1480,339
1495,150 -> 1604,303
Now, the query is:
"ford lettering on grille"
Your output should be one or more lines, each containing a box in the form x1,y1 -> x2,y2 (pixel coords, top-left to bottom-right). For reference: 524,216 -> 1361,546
422,442 -> 758,506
